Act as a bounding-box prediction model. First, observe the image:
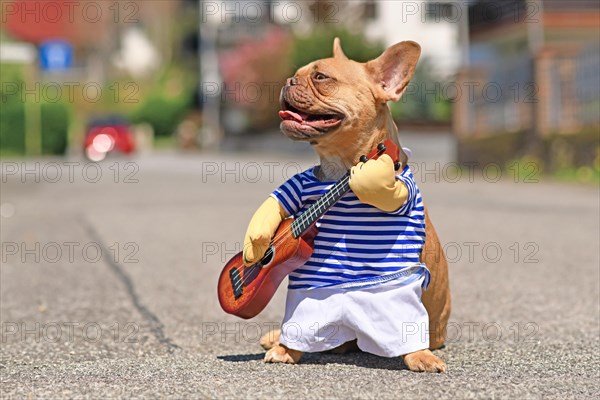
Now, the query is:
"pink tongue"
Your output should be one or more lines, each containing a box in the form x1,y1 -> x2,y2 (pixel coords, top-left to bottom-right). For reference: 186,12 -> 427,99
279,110 -> 305,122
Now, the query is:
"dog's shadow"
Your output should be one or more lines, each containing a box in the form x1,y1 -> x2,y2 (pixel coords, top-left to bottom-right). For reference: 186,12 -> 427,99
218,351 -> 410,371
217,353 -> 265,362
296,352 -> 409,371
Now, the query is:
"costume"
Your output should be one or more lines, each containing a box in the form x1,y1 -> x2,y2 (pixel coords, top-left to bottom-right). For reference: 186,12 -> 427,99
270,165 -> 431,357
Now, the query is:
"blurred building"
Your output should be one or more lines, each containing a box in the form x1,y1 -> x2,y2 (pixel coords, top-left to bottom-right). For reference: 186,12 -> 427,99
2,0 -> 180,82
364,0 -> 463,76
270,0 -> 462,76
453,0 -> 600,140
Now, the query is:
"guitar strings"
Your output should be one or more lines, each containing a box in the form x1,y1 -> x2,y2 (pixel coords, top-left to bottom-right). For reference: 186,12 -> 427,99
230,158 -> 373,291
294,175 -> 349,233
230,147 -> 387,293
231,175 -> 350,292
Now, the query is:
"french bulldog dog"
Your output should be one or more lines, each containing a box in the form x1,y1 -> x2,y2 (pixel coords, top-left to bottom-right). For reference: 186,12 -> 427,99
244,38 -> 450,373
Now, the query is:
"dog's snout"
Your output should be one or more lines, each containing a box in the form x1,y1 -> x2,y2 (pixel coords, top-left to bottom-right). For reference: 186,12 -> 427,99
286,77 -> 299,87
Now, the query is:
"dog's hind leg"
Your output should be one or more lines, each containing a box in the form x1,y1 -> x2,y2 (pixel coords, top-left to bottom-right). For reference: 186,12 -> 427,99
421,207 -> 451,350
403,349 -> 447,373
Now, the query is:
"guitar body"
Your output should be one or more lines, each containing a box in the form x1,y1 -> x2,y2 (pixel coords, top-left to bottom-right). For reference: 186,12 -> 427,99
217,219 -> 317,319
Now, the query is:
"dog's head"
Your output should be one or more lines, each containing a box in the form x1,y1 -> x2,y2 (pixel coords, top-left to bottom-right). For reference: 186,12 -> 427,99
279,38 -> 420,165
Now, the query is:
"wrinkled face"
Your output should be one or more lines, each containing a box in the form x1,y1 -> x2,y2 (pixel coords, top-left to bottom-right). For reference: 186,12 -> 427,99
279,57 -> 380,145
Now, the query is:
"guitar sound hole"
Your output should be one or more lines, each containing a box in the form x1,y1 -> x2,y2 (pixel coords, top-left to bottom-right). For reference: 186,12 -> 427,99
260,246 -> 274,267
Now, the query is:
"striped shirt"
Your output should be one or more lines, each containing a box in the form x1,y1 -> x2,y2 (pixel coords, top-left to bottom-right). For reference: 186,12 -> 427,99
271,165 -> 430,291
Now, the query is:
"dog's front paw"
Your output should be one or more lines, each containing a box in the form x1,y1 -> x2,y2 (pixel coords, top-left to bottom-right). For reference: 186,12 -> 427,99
264,344 -> 303,364
402,349 -> 446,373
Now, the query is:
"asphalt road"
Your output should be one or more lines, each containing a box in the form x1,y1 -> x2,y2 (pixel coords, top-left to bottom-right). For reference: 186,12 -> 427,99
1,136 -> 599,399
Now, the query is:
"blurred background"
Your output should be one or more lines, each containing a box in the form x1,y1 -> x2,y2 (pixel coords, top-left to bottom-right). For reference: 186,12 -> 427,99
1,0 -> 598,181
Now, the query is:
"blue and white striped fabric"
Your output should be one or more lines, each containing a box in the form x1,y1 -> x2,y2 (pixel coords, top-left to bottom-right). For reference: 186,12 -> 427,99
271,165 -> 430,291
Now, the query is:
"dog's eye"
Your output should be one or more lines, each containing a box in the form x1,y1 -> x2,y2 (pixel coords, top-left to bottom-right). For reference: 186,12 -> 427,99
313,72 -> 329,81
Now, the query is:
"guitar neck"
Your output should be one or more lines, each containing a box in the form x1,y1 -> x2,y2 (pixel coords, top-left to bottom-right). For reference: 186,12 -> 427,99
290,173 -> 350,238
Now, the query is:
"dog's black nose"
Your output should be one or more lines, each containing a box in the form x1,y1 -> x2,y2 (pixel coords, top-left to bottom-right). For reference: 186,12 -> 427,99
286,77 -> 299,86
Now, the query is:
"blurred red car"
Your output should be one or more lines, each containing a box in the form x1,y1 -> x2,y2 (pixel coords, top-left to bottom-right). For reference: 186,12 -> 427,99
84,117 -> 135,161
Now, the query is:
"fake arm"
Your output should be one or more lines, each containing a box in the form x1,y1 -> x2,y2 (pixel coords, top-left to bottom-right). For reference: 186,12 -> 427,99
243,197 -> 288,266
349,154 -> 409,212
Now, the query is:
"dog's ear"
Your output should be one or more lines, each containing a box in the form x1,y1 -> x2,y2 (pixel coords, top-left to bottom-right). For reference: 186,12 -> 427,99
332,37 -> 348,60
366,41 -> 421,102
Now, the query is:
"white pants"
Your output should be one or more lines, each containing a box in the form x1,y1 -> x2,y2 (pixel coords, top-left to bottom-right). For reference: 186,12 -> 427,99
279,276 -> 430,357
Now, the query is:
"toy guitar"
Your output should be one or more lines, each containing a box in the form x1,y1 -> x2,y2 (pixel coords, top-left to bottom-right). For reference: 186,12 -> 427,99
217,139 -> 401,319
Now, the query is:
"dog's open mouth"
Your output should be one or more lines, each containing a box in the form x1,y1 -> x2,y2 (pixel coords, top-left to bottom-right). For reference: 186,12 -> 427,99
279,101 -> 343,134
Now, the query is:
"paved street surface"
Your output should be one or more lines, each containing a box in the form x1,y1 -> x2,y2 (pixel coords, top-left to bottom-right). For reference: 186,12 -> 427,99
1,134 -> 599,399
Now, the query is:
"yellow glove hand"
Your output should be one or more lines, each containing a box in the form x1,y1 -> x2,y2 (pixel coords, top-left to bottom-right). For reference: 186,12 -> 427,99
349,154 -> 409,212
243,197 -> 288,266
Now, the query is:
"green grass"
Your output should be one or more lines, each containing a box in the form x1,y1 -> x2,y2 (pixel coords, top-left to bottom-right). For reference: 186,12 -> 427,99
153,135 -> 177,149
551,166 -> 600,184
0,149 -> 25,158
